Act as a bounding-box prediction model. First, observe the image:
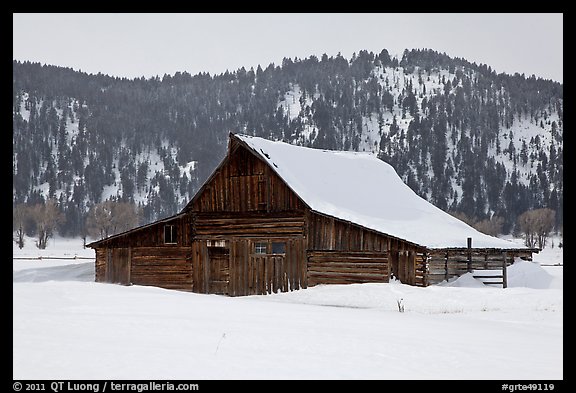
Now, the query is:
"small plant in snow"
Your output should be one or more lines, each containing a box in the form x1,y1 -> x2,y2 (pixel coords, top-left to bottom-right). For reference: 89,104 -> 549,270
397,298 -> 405,313
215,333 -> 226,355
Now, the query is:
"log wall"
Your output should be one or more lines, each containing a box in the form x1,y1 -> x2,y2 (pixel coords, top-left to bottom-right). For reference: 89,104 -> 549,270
413,253 -> 427,287
130,247 -> 192,291
194,213 -> 305,239
389,251 -> 427,286
307,212 -> 397,287
307,250 -> 389,286
94,246 -> 192,291
92,214 -> 193,248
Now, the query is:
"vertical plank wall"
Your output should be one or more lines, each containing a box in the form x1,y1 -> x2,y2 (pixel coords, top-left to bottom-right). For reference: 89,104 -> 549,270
306,212 -> 391,286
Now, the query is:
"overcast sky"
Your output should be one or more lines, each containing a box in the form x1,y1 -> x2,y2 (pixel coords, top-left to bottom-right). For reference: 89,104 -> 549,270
13,13 -> 563,82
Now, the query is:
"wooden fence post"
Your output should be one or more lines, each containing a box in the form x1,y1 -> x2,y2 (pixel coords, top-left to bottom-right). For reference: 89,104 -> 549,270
502,251 -> 508,289
467,237 -> 472,272
444,251 -> 449,282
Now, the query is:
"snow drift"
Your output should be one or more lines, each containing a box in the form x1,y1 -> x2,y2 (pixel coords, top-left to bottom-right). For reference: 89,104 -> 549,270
441,259 -> 561,290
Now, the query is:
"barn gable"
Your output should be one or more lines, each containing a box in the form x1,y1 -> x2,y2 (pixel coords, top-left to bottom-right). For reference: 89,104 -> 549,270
185,135 -> 306,214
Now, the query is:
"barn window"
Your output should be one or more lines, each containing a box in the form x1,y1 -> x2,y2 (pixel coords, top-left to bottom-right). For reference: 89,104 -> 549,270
271,242 -> 286,254
164,225 -> 177,244
254,242 -> 267,254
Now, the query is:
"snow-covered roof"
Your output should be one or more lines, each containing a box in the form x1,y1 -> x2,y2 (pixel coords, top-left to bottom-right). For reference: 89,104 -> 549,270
235,134 -> 524,250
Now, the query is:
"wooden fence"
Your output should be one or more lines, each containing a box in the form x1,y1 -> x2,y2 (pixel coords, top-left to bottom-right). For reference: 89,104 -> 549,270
426,249 -> 514,288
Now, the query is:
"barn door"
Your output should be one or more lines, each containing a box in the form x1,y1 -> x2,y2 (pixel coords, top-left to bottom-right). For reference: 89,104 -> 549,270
208,247 -> 230,295
249,240 -> 288,295
394,250 -> 415,285
250,254 -> 285,295
105,247 -> 131,285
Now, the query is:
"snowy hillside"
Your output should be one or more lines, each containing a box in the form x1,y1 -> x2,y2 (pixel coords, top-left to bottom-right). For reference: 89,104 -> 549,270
13,237 -> 563,379
13,93 -> 199,216
13,51 -> 562,237
278,63 -> 562,208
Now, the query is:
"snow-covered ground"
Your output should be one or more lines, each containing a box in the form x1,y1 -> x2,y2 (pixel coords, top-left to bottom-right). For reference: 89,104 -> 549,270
13,236 -> 562,379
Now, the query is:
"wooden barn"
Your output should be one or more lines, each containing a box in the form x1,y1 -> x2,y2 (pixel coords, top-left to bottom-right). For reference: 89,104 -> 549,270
87,133 -> 535,295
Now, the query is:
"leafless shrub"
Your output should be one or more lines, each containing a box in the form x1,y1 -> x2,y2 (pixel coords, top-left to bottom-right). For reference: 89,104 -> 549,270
29,200 -> 64,249
517,208 -> 556,249
473,216 -> 504,237
13,204 -> 28,249
86,201 -> 141,240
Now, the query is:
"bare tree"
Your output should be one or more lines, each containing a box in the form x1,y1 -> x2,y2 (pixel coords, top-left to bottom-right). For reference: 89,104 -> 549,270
534,208 -> 556,249
517,208 -> 556,249
86,201 -> 141,240
30,200 -> 64,249
111,201 -> 141,235
86,201 -> 114,240
449,211 -> 504,237
517,210 -> 538,248
473,216 -> 504,237
448,211 -> 475,226
79,213 -> 88,249
13,204 -> 29,249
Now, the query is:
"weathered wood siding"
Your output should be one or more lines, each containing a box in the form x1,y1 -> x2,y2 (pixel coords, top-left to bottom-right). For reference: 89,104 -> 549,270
191,236 -> 307,296
191,142 -> 306,214
413,253 -> 427,286
388,251 -> 427,286
95,248 -> 107,282
231,237 -> 307,295
193,213 -> 305,239
92,214 -> 192,248
306,211 -> 399,286
94,246 -> 192,290
308,250 -> 389,286
94,248 -> 130,284
191,211 -> 307,295
91,214 -> 192,289
105,248 -> 131,284
130,247 -> 192,291
185,141 -> 309,296
426,249 -> 518,285
307,212 -> 390,252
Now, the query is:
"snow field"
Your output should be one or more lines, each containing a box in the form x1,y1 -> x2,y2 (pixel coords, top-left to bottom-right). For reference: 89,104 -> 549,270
13,237 -> 562,379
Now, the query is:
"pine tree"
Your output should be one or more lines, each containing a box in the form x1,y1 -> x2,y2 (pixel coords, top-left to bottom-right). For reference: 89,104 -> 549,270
11,54 -> 563,236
